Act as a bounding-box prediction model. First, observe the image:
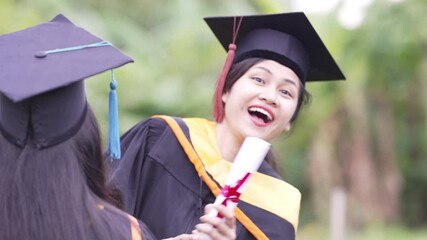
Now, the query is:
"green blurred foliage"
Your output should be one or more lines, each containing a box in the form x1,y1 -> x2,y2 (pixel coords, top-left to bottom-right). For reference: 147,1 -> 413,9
2,0 -> 427,237
345,0 -> 427,228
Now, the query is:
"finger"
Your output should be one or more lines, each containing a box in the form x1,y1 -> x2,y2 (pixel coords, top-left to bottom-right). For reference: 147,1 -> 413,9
165,233 -> 197,240
214,204 -> 235,221
199,218 -> 235,240
203,203 -> 214,214
195,223 -> 222,240
198,218 -> 235,238
207,205 -> 235,229
207,205 -> 236,239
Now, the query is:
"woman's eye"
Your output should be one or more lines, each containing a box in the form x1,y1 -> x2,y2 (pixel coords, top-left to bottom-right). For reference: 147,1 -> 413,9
280,89 -> 293,98
252,77 -> 264,83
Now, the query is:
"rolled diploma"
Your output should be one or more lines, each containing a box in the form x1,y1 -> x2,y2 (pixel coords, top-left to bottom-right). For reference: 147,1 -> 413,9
209,136 -> 271,217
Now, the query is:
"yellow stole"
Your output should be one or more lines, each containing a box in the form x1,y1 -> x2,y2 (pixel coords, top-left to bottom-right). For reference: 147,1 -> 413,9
154,115 -> 301,238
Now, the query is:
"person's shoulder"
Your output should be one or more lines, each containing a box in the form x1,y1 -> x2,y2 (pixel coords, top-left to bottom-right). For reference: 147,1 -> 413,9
124,115 -> 176,134
121,115 -> 186,144
258,161 -> 283,180
132,116 -> 167,128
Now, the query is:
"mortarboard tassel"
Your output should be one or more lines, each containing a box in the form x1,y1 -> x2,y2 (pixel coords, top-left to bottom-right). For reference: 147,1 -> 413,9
108,69 -> 121,160
213,43 -> 235,123
213,16 -> 243,123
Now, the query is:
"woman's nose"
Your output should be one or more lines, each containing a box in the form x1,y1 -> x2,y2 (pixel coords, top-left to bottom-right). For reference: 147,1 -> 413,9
259,89 -> 278,106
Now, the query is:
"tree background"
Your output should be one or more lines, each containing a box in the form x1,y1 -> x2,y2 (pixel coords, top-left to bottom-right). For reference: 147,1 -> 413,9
2,0 -> 426,239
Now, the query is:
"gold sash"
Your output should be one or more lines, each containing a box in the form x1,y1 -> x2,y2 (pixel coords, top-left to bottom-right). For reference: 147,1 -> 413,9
154,115 -> 301,239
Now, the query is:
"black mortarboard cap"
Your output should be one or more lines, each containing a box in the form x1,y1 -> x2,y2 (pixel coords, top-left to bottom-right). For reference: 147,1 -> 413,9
0,14 -> 133,152
205,12 -> 346,122
204,12 -> 345,83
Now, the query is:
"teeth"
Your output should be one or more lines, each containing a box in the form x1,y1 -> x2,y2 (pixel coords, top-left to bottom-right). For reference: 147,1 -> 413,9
249,107 -> 272,121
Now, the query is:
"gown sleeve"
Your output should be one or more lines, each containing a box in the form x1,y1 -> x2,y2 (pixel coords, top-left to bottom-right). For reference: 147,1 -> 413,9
108,117 -> 168,217
108,117 -> 208,239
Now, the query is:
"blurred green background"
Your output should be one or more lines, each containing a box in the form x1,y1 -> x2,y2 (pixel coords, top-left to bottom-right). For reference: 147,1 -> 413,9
2,0 -> 427,239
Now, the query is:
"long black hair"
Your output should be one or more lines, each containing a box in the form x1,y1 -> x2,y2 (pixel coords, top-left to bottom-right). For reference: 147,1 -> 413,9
0,106 -> 133,240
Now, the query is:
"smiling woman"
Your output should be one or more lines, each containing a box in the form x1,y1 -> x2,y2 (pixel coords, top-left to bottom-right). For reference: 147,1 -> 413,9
108,12 -> 345,240
219,59 -> 302,145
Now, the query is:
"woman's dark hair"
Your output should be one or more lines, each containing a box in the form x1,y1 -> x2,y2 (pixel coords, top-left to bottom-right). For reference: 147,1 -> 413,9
223,58 -> 312,169
0,106 -> 131,240
77,108 -> 122,208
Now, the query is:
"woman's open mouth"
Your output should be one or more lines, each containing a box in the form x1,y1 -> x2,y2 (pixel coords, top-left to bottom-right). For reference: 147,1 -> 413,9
248,106 -> 273,125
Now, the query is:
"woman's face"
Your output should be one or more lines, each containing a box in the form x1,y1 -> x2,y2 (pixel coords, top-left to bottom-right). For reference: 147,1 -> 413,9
221,59 -> 300,142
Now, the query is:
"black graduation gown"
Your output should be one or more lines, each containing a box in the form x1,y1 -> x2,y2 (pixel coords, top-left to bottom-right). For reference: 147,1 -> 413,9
109,116 -> 299,240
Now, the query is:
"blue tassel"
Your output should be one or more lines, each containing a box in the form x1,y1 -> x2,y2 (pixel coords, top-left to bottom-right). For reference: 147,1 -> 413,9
108,70 -> 121,160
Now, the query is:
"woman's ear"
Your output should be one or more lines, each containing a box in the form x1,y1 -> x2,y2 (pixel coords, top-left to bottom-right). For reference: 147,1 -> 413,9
284,122 -> 291,132
221,91 -> 229,103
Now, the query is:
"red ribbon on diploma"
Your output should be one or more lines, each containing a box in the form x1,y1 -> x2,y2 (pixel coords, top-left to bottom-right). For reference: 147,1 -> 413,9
216,172 -> 251,217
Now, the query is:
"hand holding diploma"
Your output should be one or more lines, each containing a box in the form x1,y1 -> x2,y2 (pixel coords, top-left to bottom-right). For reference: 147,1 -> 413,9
164,204 -> 236,240
209,136 -> 271,217
163,138 -> 270,240
194,137 -> 271,240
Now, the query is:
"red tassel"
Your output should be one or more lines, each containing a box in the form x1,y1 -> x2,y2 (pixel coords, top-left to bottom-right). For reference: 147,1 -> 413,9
213,16 -> 243,123
213,43 -> 236,122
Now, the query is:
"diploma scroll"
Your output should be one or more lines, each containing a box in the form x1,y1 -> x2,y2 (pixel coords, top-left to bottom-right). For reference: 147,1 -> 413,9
197,137 -> 270,239
209,136 -> 271,217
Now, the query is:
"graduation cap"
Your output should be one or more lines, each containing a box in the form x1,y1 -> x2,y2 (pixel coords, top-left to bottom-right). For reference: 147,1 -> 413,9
204,12 -> 346,122
0,14 -> 133,159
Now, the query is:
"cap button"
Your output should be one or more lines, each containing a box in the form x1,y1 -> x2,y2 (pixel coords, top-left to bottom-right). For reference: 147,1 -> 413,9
35,51 -> 47,58
110,80 -> 117,90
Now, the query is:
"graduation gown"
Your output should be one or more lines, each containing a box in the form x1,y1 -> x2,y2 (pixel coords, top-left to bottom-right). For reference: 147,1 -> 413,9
109,116 -> 301,240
